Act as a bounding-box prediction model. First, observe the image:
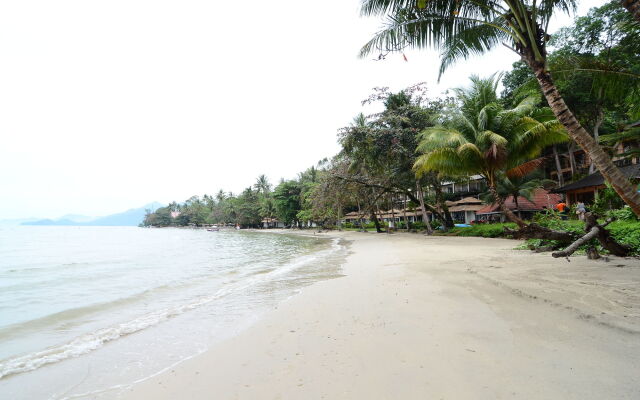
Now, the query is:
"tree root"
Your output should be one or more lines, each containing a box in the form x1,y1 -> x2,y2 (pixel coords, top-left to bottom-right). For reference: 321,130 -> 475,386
504,223 -> 575,242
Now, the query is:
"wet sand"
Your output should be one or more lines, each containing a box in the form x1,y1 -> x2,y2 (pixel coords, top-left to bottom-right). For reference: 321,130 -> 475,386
119,231 -> 640,399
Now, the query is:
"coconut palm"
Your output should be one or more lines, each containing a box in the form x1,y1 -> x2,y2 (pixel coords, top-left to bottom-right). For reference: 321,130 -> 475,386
360,0 -> 640,217
254,174 -> 272,195
482,172 -> 555,219
414,75 -> 567,227
215,190 -> 226,203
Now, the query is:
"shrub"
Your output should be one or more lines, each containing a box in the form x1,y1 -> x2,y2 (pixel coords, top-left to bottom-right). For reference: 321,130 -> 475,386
443,223 -> 516,238
608,220 -> 640,255
606,207 -> 638,222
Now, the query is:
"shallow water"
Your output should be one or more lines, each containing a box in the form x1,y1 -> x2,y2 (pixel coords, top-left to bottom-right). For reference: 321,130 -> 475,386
0,226 -> 347,399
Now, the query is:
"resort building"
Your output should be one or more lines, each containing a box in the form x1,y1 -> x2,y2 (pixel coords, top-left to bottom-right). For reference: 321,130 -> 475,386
261,218 -> 285,229
476,189 -> 561,222
447,197 -> 485,224
553,163 -> 640,206
343,196 -> 487,225
437,175 -> 487,200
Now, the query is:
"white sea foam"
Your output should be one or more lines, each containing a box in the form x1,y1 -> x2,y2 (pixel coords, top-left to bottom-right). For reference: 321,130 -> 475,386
0,236 -> 345,381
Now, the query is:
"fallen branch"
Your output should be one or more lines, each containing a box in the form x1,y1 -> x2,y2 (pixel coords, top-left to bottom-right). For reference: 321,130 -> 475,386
552,213 -> 630,259
551,226 -> 601,258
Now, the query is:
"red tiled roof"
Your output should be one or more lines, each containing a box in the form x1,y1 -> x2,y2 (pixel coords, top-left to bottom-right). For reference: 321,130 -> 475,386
476,189 -> 561,215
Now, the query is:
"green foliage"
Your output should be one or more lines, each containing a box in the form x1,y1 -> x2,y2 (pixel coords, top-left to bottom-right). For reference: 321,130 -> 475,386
606,207 -> 638,222
412,221 -> 431,231
414,75 -> 567,196
442,223 -> 516,238
532,212 -> 584,233
607,221 -> 640,255
592,184 -> 626,214
273,180 -> 302,226
527,211 -> 640,254
360,0 -> 577,78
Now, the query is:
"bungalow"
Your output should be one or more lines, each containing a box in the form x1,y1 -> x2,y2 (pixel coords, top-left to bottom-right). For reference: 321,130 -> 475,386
476,189 -> 561,222
447,197 -> 485,224
344,211 -> 365,224
343,208 -> 423,225
261,217 -> 285,229
553,163 -> 640,206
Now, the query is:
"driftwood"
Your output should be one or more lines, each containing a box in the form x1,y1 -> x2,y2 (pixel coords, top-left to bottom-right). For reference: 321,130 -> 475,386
552,213 -> 630,259
504,223 -> 575,242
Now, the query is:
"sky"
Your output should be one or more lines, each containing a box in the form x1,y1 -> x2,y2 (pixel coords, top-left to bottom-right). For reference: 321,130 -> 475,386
0,0 -> 604,219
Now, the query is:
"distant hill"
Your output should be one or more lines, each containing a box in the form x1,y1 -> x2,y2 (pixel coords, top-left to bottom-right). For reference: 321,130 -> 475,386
59,214 -> 96,223
25,218 -> 79,226
0,217 -> 40,226
22,202 -> 164,226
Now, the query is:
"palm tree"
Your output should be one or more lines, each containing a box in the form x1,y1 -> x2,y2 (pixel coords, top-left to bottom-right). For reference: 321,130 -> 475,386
254,175 -> 272,195
215,190 -> 226,203
414,75 -> 567,228
483,172 -> 555,219
360,0 -> 640,217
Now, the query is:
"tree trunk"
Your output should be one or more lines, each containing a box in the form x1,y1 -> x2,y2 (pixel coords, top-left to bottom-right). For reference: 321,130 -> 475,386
416,180 -> 434,234
568,142 -> 578,178
488,182 -> 527,228
405,188 -> 442,230
336,197 -> 342,230
552,213 -> 630,258
370,210 -> 382,233
432,179 -> 454,228
357,199 -> 365,232
388,194 -> 395,233
551,225 -> 601,258
552,144 -> 565,186
589,108 -> 604,174
621,0 -> 640,22
514,195 -> 522,219
403,194 -> 410,232
530,64 -> 640,218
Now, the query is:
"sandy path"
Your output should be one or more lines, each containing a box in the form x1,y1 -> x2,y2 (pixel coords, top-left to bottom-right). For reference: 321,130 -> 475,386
118,232 -> 640,400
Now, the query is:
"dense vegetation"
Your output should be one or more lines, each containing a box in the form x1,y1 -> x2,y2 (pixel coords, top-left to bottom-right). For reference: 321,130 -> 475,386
143,1 -> 640,255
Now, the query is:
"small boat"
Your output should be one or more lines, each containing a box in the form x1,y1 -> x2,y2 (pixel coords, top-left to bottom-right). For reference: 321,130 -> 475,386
207,225 -> 220,232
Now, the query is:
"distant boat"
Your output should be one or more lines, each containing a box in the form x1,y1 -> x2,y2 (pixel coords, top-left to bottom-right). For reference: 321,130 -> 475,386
206,225 -> 220,232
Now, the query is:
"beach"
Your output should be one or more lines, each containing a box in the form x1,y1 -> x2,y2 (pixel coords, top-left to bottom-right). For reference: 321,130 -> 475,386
120,231 -> 640,400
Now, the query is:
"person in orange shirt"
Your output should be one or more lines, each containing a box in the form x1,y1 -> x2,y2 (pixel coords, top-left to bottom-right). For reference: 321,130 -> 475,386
556,201 -> 568,220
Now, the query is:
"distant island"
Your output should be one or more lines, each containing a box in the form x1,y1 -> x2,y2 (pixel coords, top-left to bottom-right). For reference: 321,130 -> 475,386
22,202 -> 164,227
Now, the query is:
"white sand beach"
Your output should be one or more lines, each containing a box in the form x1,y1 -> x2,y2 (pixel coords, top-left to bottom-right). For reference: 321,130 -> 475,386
120,232 -> 640,399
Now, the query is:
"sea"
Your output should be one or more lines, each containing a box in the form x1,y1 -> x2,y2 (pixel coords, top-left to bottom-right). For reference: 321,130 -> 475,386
0,226 -> 347,399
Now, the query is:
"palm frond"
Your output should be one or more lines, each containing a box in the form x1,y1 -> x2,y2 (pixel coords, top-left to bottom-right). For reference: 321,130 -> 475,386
414,148 -> 465,176
505,157 -> 547,178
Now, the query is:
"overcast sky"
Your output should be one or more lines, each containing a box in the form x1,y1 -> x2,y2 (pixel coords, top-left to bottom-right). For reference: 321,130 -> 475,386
0,0 -> 603,219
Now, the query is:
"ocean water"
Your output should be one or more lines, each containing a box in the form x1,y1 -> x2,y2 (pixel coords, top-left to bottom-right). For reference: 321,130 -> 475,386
0,226 -> 347,399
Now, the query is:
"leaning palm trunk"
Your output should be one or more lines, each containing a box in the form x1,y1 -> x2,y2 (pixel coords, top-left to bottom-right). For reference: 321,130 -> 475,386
415,180 -> 434,235
529,65 -> 640,217
622,0 -> 640,22
488,183 -> 527,229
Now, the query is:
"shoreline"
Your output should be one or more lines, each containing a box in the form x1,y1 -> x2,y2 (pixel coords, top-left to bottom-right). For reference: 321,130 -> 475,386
118,231 -> 640,399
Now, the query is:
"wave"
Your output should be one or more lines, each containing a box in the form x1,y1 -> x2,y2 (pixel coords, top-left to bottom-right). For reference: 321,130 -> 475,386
0,237 -> 345,380
0,285 -> 170,342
